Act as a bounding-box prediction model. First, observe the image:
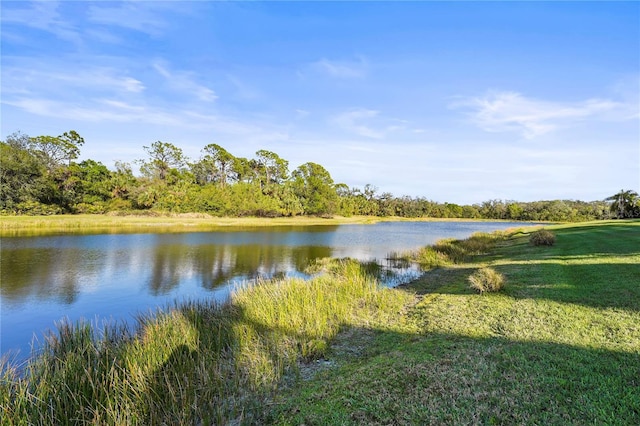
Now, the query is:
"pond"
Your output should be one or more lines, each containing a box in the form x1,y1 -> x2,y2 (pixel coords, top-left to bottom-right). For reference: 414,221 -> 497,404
1,221 -> 531,362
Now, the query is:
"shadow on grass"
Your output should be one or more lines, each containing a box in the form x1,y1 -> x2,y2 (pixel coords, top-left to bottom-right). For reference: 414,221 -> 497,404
268,326 -> 640,425
404,221 -> 640,311
498,261 -> 640,311
509,221 -> 640,258
403,260 -> 640,311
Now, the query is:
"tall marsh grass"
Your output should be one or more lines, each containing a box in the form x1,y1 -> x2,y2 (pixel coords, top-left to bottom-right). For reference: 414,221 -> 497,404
411,231 -> 507,269
0,259 -> 411,425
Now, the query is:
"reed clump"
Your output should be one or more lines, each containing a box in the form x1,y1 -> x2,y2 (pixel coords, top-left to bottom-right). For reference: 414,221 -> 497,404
468,267 -> 505,293
0,259 -> 411,425
411,231 -> 506,270
529,229 -> 556,246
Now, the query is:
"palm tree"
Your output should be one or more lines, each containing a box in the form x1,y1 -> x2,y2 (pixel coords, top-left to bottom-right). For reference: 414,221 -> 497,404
606,189 -> 640,218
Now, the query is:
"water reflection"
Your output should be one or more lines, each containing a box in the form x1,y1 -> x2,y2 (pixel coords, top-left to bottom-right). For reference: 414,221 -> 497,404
1,221 -> 535,360
1,238 -> 334,303
1,247 -> 102,305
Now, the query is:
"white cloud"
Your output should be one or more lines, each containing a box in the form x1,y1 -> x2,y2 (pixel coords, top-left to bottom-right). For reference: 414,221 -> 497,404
1,1 -> 81,44
452,91 -> 635,139
2,65 -> 145,95
330,109 -> 421,139
308,56 -> 368,79
3,98 -> 181,125
2,96 -> 290,151
87,2 -> 170,36
332,109 -> 384,138
153,61 -> 217,102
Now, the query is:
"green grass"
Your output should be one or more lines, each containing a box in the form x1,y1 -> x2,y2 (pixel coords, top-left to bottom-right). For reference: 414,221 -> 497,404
0,214 -> 391,237
0,260 -> 412,425
0,214 -> 522,237
267,220 -> 640,425
2,220 -> 638,425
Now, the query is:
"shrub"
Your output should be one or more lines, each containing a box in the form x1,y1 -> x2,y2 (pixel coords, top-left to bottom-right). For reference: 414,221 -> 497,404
530,229 -> 556,246
74,202 -> 107,214
13,201 -> 64,215
468,267 -> 505,293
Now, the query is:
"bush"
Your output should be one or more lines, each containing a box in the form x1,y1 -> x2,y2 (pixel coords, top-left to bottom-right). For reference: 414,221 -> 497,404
74,202 -> 107,214
468,267 -> 505,293
530,229 -> 556,246
12,201 -> 64,215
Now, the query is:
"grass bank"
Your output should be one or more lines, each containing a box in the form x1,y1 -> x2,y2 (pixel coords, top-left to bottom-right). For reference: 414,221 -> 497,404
268,220 -> 640,425
0,259 -> 413,424
0,214 -> 384,237
3,221 -> 637,424
0,213 -> 529,237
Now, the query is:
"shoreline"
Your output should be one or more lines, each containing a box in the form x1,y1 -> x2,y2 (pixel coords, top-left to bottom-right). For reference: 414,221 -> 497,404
0,213 -> 535,237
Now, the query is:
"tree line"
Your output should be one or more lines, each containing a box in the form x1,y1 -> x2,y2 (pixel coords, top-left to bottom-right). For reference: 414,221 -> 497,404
1,130 -> 638,221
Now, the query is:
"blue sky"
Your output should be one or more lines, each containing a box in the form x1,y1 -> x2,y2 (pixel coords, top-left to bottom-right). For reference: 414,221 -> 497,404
2,1 -> 639,204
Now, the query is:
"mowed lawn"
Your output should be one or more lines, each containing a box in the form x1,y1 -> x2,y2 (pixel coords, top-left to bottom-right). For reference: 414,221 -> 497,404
267,220 -> 640,425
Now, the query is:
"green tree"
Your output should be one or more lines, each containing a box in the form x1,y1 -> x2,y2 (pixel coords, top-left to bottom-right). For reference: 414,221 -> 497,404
255,150 -> 289,189
607,189 -> 640,218
291,162 -> 338,216
507,202 -> 524,220
30,130 -> 85,171
0,133 -> 48,210
231,157 -> 256,184
190,156 -> 218,186
203,144 -> 235,188
140,141 -> 186,181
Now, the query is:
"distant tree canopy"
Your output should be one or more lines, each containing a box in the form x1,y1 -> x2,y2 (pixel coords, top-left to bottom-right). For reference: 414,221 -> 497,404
1,130 -> 633,221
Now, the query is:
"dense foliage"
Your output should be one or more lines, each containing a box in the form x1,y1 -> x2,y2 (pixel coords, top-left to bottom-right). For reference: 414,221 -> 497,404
2,131 -> 635,221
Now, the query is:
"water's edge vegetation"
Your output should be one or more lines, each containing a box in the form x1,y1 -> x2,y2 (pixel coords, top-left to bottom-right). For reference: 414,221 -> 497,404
2,220 -> 639,424
0,214 -> 523,237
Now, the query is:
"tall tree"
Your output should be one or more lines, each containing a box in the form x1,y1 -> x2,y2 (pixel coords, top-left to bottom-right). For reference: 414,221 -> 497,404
291,162 -> 338,216
30,130 -> 85,171
1,133 -> 47,210
255,150 -> 289,188
231,157 -> 255,184
606,189 -> 640,218
203,143 -> 235,188
110,161 -> 137,200
140,141 -> 186,181
190,156 -> 218,185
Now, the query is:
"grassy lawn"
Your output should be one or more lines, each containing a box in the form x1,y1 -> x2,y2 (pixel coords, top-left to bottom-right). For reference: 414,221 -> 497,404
267,220 -> 640,425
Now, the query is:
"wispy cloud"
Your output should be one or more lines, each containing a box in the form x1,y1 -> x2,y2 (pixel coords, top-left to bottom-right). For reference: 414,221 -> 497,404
3,96 -> 289,147
308,56 -> 368,79
330,109 -> 420,139
226,75 -> 260,100
87,2 -> 172,36
153,61 -> 217,102
332,109 -> 384,138
2,65 -> 145,96
451,91 -> 635,139
1,1 -> 81,44
4,98 -> 182,125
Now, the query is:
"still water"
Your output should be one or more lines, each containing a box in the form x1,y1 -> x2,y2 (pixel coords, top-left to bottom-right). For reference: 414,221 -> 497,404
1,221 -> 528,361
